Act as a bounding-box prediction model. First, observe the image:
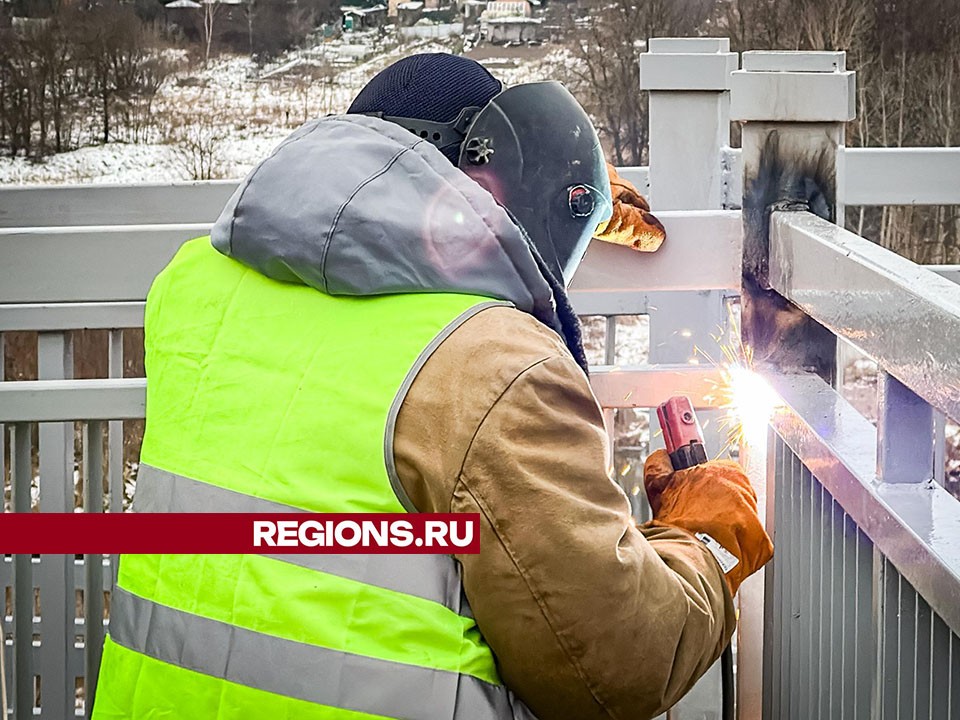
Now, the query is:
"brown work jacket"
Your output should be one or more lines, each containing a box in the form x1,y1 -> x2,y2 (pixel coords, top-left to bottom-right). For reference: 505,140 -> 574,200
394,305 -> 735,720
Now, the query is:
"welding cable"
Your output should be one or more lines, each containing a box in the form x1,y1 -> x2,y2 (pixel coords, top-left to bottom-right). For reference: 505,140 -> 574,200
0,612 -> 7,717
721,644 -> 734,720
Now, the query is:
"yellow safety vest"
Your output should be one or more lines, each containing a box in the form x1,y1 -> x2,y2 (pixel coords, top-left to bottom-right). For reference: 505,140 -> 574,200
93,237 -> 523,720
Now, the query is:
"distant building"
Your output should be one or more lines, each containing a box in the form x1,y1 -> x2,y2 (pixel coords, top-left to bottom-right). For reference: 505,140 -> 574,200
341,4 -> 387,31
396,1 -> 423,25
485,15 -> 540,43
462,0 -> 488,23
479,0 -> 540,43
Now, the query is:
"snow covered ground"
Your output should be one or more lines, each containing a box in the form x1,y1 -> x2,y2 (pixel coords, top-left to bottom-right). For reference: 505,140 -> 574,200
0,37 -> 573,186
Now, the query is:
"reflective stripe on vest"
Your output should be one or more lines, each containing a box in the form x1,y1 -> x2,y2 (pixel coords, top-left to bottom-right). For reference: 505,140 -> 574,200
134,462 -> 472,616
108,587 -> 516,720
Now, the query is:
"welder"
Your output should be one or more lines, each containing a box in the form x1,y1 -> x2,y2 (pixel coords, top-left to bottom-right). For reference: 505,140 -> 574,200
92,53 -> 772,720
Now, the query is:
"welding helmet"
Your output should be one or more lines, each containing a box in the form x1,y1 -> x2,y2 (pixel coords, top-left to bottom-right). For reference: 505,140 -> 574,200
456,82 -> 613,285
351,56 -> 611,286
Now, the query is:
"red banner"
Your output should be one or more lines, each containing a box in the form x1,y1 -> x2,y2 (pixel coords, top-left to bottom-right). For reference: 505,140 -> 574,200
0,513 -> 481,554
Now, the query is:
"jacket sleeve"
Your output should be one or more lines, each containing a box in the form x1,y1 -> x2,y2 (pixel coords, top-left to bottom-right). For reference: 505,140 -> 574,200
393,307 -> 735,720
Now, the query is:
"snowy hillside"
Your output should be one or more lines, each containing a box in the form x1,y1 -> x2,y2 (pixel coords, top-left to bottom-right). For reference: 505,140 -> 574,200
0,37 -> 574,186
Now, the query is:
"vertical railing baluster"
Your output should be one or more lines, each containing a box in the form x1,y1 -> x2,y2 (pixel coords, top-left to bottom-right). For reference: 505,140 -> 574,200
777,440 -> 789,719
930,614 -> 949,719
107,330 -> 124,635
841,514 -> 854,718
761,434 -> 785,719
107,330 -> 124,516
869,548 -> 882,720
949,632 -> 958,718
600,317 -> 616,509
818,493 -> 833,719
896,584 -> 916,719
878,372 -> 935,485
788,453 -> 802,720
809,475 -> 822,719
36,331 -> 74,720
880,556 -> 900,718
11,424 -> 32,720
914,594 -> 932,719
81,423 -> 104,719
604,316 -> 616,367
828,501 -> 840,716
793,459 -> 804,719
856,533 -> 873,720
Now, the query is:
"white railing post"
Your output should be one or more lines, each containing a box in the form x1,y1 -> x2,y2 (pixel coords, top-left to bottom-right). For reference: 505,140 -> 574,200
637,38 -> 739,372
639,37 -> 738,211
731,51 -> 856,720
733,50 -> 855,381
635,38 -> 738,434
637,38 -> 739,720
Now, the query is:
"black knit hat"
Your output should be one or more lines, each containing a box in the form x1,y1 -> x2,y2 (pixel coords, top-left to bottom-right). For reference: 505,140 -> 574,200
348,53 -> 502,163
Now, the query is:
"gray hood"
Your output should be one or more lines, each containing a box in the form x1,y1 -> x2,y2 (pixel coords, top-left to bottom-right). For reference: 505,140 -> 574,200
211,114 -> 563,335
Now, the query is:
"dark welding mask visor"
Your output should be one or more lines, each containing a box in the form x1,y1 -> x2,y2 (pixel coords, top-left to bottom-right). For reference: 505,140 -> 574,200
457,81 -> 612,286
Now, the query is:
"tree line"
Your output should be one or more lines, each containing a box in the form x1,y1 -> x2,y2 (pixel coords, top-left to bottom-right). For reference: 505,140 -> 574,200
0,0 -> 339,160
0,3 -> 172,158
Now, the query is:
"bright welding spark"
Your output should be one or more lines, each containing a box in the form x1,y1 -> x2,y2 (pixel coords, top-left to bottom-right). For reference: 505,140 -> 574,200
700,312 -> 782,456
719,361 -> 780,451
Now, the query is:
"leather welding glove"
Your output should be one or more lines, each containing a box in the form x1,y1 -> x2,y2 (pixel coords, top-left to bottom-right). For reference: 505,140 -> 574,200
593,163 -> 667,252
643,449 -> 773,595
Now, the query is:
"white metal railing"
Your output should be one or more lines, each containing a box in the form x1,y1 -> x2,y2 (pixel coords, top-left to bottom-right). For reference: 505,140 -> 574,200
2,38 -> 960,720
5,144 -> 960,229
0,213 -> 735,719
770,211 -> 960,421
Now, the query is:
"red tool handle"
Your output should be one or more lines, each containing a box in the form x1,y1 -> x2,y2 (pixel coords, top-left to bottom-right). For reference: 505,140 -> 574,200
655,396 -> 708,470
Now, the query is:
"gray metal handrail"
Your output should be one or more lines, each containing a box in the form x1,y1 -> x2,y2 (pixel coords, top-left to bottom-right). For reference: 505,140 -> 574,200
720,147 -> 960,208
0,224 -> 208,304
0,180 -> 238,228
0,379 -> 146,423
769,210 -> 960,423
760,209 -> 960,638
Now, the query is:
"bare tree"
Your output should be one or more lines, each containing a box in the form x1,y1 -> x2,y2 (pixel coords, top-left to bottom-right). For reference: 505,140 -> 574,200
560,0 -> 715,165
244,0 -> 257,54
202,0 -> 221,64
0,2 -> 172,156
167,108 -> 229,180
796,0 -> 872,51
